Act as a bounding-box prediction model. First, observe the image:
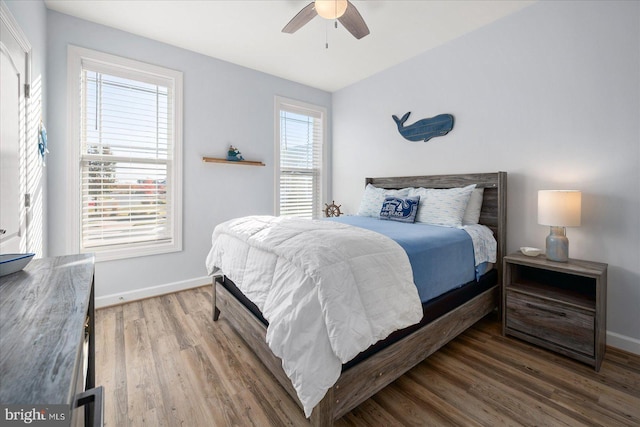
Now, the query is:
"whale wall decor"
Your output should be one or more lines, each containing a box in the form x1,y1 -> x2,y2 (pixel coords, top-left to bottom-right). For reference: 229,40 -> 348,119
392,112 -> 454,142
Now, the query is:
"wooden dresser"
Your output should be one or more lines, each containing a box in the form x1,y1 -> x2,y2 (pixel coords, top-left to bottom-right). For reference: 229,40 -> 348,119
0,254 -> 103,426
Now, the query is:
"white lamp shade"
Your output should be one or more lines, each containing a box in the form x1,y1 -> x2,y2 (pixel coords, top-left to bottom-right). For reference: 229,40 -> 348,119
538,190 -> 582,226
315,0 -> 348,19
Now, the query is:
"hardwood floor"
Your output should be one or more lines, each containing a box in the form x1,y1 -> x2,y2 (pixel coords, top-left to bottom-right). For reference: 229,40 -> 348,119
96,286 -> 640,426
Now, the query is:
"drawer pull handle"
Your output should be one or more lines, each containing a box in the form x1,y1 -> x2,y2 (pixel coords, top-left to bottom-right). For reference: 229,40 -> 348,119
74,386 -> 104,427
525,302 -> 567,317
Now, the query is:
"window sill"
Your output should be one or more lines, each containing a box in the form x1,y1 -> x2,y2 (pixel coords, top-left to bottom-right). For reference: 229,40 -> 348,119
83,240 -> 182,262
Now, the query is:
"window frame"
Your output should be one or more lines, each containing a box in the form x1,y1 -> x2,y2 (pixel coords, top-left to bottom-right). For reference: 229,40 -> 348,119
67,46 -> 183,262
274,96 -> 327,219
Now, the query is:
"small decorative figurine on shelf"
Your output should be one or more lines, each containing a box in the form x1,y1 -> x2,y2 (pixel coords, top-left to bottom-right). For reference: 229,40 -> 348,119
227,145 -> 244,161
324,201 -> 342,217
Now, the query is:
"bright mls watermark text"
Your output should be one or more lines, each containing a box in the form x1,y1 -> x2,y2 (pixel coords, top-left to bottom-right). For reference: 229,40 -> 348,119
0,405 -> 69,426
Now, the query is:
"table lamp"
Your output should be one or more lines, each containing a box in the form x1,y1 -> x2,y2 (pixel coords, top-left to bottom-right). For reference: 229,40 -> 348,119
538,190 -> 581,262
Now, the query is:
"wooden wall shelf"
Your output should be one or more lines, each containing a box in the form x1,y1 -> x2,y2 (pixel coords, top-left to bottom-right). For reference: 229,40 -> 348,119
202,157 -> 265,166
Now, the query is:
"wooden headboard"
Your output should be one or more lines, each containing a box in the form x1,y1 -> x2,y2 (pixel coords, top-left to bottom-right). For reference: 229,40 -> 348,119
365,172 -> 508,280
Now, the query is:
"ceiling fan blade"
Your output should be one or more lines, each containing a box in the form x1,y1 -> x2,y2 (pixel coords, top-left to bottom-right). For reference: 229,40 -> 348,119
282,2 -> 318,34
338,1 -> 370,39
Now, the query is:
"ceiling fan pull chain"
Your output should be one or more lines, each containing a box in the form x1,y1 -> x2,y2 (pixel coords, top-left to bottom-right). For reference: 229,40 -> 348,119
325,21 -> 329,49
326,19 -> 338,49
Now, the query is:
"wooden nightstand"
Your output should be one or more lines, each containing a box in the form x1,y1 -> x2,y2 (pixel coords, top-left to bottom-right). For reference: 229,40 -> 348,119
502,252 -> 607,371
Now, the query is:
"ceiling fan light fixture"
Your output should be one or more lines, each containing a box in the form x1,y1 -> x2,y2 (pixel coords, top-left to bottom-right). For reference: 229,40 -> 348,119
282,0 -> 369,40
315,0 -> 348,20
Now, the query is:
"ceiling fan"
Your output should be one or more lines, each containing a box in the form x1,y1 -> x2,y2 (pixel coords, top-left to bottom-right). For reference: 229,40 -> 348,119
282,0 -> 370,40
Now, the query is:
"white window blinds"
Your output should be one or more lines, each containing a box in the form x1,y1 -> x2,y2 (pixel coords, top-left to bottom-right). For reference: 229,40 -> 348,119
277,99 -> 325,219
75,53 -> 182,258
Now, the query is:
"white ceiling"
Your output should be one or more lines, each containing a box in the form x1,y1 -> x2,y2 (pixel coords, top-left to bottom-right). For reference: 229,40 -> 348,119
44,0 -> 535,92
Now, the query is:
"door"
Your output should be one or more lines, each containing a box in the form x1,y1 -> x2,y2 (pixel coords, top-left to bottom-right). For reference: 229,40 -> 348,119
0,4 -> 30,254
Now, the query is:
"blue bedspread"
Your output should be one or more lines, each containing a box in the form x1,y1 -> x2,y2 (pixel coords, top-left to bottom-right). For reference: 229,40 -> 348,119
327,216 -> 476,303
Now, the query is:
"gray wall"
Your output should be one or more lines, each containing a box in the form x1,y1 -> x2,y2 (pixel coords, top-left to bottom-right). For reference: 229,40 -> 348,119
332,1 -> 640,352
45,10 -> 332,303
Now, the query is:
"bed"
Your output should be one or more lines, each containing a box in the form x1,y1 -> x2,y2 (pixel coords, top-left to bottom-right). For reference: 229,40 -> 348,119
208,172 -> 507,426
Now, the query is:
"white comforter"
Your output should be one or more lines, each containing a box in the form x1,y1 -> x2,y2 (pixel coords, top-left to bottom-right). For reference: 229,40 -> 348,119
205,215 -> 423,417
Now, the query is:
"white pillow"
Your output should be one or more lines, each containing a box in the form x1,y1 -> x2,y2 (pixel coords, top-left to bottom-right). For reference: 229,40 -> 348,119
357,184 -> 411,217
462,188 -> 485,225
409,184 -> 476,227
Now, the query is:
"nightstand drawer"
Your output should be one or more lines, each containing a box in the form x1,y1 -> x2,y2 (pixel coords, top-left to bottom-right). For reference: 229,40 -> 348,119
506,290 -> 595,356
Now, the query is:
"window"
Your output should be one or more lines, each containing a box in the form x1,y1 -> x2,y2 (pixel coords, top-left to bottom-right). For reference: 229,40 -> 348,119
275,97 -> 326,219
68,46 -> 182,261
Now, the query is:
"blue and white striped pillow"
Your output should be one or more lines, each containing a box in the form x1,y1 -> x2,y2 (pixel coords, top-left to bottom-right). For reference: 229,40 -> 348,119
357,184 -> 411,217
409,184 -> 476,227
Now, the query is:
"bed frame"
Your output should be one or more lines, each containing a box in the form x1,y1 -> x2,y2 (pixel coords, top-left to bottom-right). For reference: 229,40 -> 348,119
212,172 -> 507,426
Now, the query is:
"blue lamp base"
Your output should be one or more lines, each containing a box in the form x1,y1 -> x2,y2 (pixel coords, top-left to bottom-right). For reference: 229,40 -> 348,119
546,226 -> 569,262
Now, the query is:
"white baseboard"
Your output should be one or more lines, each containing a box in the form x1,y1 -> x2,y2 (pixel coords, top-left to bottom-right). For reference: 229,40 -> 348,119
607,331 -> 640,356
95,275 -> 211,308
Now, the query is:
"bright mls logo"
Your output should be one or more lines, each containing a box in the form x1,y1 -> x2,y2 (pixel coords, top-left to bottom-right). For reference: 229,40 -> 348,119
4,408 -> 46,423
0,405 -> 68,426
